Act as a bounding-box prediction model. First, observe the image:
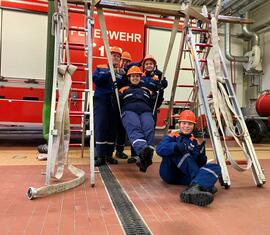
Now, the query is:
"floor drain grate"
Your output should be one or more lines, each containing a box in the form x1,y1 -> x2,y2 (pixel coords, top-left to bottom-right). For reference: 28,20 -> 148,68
99,164 -> 151,235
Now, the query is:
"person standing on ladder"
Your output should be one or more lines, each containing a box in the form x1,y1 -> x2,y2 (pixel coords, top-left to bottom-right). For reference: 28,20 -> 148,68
119,66 -> 155,172
114,51 -> 133,160
93,46 -> 122,166
156,110 -> 221,207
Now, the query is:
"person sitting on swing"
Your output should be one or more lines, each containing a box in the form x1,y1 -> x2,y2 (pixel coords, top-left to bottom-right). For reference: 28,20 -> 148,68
127,55 -> 168,164
156,110 -> 221,207
119,66 -> 155,172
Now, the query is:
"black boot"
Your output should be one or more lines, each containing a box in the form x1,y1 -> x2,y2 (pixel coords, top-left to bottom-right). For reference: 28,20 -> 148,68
211,186 -> 218,194
138,147 -> 153,172
37,144 -> 48,154
95,157 -> 106,167
106,156 -> 118,164
127,156 -> 138,164
180,184 -> 214,207
115,151 -> 128,159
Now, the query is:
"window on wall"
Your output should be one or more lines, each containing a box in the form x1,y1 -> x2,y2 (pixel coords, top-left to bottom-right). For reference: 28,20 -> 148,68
0,10 -> 47,80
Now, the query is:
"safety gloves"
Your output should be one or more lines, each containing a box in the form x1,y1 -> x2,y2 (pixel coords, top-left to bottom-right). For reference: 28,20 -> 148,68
198,140 -> 206,156
160,79 -> 168,89
174,136 -> 188,155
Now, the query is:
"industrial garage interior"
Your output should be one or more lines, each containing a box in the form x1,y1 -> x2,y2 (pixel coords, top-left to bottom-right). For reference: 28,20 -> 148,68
0,0 -> 270,234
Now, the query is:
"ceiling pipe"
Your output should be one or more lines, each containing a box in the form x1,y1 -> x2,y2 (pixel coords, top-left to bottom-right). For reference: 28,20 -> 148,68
224,23 -> 249,62
242,12 -> 259,46
239,0 -> 268,15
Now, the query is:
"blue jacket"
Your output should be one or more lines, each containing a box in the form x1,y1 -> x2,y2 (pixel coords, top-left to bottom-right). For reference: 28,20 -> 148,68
156,132 -> 207,167
93,64 -> 125,98
119,84 -> 154,114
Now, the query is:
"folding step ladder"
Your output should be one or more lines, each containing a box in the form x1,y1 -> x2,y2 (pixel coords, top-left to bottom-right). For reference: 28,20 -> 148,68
165,7 -> 266,188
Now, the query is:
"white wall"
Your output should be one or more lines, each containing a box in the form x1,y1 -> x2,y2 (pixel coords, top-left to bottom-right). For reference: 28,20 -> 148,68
1,10 -> 47,80
147,28 -> 194,103
251,2 -> 270,91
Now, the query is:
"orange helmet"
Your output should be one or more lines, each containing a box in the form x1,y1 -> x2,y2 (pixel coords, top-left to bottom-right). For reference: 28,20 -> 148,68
127,66 -> 143,76
142,55 -> 156,66
179,110 -> 196,124
121,51 -> 132,61
110,46 -> 122,55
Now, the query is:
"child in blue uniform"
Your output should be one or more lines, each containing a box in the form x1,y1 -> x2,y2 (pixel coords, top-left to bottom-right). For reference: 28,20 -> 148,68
119,66 -> 155,172
93,46 -> 122,166
156,110 -> 221,207
127,55 -> 168,164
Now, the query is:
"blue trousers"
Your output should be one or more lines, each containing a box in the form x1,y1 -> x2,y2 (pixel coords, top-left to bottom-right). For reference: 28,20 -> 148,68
94,96 -> 117,158
159,155 -> 221,191
122,111 -> 155,156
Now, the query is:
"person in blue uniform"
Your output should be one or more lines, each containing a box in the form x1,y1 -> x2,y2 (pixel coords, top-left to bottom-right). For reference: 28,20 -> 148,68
156,110 -> 221,207
127,55 -> 168,164
93,46 -> 122,166
114,51 -> 133,160
119,66 -> 155,172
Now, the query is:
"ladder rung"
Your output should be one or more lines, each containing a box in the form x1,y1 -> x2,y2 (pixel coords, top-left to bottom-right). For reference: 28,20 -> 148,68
180,68 -> 195,71
195,43 -> 212,47
72,81 -> 86,85
76,67 -> 89,71
70,88 -> 90,92
226,160 -> 247,165
183,49 -> 204,53
177,85 -> 194,88
70,26 -> 86,32
70,129 -> 83,133
68,43 -> 87,51
69,46 -> 88,52
61,62 -> 87,67
163,101 -> 193,105
70,98 -> 85,102
69,114 -> 84,117
191,28 -> 209,33
199,59 -> 207,63
68,8 -> 84,14
69,143 -> 82,147
70,111 -> 90,115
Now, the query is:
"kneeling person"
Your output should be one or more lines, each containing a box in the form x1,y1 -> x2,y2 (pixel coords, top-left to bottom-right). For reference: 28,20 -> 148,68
156,110 -> 221,207
119,66 -> 155,172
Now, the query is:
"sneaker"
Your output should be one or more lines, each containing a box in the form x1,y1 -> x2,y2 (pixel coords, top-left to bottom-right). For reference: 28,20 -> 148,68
37,144 -> 48,154
115,151 -> 128,159
106,156 -> 118,164
95,158 -> 106,167
127,156 -> 138,164
180,184 -> 214,207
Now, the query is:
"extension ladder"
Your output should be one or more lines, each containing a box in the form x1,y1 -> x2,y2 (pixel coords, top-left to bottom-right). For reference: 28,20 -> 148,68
27,0 -> 95,199
165,6 -> 265,188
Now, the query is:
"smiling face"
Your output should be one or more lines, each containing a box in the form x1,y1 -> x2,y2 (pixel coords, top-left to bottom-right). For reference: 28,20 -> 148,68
179,121 -> 195,135
129,74 -> 141,85
143,59 -> 155,72
111,52 -> 121,66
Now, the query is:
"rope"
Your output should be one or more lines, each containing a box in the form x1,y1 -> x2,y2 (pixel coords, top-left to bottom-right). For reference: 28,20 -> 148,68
208,17 -> 252,171
97,7 -> 122,115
